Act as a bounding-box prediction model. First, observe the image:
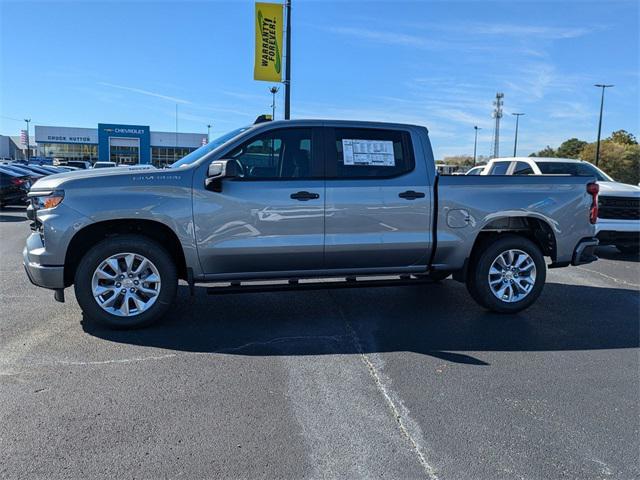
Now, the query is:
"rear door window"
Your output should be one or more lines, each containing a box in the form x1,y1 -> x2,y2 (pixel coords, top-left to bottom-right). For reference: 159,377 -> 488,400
488,161 -> 511,175
513,162 -> 534,175
326,128 -> 415,178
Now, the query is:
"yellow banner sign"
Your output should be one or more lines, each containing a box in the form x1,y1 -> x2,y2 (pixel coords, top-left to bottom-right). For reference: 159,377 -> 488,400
254,2 -> 283,82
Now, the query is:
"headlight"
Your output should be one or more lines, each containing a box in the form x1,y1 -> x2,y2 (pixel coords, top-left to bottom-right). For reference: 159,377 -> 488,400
29,190 -> 65,210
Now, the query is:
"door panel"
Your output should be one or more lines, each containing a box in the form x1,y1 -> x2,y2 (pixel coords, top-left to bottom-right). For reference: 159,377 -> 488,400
324,127 -> 431,270
193,127 -> 325,276
194,179 -> 324,274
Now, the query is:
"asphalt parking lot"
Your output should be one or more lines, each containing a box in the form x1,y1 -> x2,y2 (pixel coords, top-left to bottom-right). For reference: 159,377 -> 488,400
1,205 -> 638,480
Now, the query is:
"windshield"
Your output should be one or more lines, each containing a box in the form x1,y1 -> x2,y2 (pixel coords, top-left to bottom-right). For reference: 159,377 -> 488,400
535,161 -> 612,181
169,126 -> 251,169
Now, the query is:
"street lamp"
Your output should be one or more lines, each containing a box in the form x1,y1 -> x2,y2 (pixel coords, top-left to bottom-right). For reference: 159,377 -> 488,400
512,113 -> 525,157
594,84 -> 614,167
24,118 -> 31,162
207,124 -> 212,143
473,126 -> 481,166
269,86 -> 279,119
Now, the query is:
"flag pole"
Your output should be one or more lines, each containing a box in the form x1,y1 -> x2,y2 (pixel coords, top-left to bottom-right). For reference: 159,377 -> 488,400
284,0 -> 291,120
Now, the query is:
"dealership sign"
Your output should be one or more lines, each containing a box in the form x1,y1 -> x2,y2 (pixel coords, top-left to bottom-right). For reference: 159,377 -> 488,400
34,126 -> 98,144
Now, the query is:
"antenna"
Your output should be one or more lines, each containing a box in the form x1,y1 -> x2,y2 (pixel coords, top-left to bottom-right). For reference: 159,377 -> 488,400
491,92 -> 504,159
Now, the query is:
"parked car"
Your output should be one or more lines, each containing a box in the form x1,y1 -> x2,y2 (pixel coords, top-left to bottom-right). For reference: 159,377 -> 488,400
483,157 -> 639,253
24,119 -> 600,328
0,164 -> 44,183
93,161 -> 117,168
0,167 -> 30,208
12,163 -> 56,177
31,165 -> 66,175
66,160 -> 92,169
465,165 -> 485,175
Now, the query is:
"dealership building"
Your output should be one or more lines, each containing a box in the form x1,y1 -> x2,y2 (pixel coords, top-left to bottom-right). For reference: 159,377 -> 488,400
34,124 -> 207,167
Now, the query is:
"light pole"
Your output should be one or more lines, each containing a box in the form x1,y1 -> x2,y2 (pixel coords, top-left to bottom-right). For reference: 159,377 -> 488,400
207,124 -> 212,143
175,104 -> 178,164
24,118 -> 31,162
269,86 -> 279,119
594,84 -> 613,167
473,126 -> 481,166
512,113 -> 525,157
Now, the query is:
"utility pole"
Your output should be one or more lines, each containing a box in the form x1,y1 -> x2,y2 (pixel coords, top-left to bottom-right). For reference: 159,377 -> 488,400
491,93 -> 504,158
473,126 -> 481,166
512,113 -> 525,157
594,84 -> 613,167
207,124 -> 212,143
284,0 -> 292,120
24,118 -> 31,162
269,86 -> 279,119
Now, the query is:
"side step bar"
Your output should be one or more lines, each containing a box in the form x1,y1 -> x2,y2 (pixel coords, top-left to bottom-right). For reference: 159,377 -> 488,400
206,275 -> 433,296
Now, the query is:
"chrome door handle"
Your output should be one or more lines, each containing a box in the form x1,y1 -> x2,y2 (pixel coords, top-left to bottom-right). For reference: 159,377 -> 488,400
290,191 -> 320,201
398,190 -> 425,200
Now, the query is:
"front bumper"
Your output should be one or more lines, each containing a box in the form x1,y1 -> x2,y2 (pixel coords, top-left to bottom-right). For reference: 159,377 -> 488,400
23,233 -> 65,290
571,237 -> 599,266
595,218 -> 640,234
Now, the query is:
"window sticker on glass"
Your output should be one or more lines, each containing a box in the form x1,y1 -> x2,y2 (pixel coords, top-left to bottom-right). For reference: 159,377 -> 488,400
342,139 -> 395,166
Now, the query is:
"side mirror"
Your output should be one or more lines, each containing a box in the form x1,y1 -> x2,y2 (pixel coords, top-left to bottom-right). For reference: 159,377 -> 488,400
205,159 -> 240,192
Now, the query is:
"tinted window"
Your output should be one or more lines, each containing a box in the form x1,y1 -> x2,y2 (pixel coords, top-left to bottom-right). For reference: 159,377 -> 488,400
228,128 -> 318,179
328,128 -> 414,178
488,161 -> 510,175
513,162 -> 534,175
536,161 -> 609,181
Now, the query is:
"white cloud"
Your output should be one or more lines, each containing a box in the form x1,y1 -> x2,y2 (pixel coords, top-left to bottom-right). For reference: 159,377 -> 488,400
98,82 -> 191,104
326,26 -> 443,50
461,23 -> 595,40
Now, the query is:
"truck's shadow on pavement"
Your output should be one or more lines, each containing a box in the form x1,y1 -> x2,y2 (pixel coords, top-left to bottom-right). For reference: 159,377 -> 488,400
596,246 -> 640,262
82,280 -> 640,366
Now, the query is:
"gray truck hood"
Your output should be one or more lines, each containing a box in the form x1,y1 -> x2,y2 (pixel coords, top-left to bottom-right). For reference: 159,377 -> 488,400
598,181 -> 640,197
31,165 -> 158,191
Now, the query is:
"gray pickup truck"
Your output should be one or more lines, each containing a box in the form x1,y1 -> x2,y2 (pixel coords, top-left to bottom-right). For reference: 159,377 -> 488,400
24,119 -> 600,328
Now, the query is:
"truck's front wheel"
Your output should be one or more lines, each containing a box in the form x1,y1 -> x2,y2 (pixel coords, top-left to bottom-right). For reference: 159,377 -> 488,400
74,235 -> 177,329
467,235 -> 546,314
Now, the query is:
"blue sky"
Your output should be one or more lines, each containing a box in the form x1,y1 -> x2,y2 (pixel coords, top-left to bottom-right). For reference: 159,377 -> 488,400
1,0 -> 638,159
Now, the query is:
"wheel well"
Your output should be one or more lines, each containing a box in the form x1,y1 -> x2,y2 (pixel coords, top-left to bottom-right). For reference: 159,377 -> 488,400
64,219 -> 188,286
471,217 -> 557,261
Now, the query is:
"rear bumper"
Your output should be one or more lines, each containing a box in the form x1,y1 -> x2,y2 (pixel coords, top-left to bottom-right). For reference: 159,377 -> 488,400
571,237 -> 599,266
23,234 -> 65,290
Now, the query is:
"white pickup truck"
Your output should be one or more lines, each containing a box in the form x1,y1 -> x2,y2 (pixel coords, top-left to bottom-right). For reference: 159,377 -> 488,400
483,157 -> 640,253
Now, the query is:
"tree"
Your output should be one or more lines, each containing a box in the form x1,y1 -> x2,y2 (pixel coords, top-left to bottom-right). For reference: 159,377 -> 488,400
608,130 -> 637,145
529,146 -> 556,157
442,155 -> 474,167
580,141 -> 640,185
556,138 -> 587,158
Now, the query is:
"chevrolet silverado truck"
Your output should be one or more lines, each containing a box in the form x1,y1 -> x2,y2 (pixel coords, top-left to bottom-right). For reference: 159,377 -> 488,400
24,119 -> 600,328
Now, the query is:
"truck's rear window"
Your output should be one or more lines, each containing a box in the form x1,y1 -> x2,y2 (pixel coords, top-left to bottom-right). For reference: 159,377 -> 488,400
536,162 -> 610,181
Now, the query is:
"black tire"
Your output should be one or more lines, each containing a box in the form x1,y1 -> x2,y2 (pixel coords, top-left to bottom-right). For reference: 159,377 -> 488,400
74,235 -> 177,329
616,244 -> 639,255
466,234 -> 546,314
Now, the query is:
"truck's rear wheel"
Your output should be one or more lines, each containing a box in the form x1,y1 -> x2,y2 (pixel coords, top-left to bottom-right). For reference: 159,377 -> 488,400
74,235 -> 177,329
466,235 -> 546,313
